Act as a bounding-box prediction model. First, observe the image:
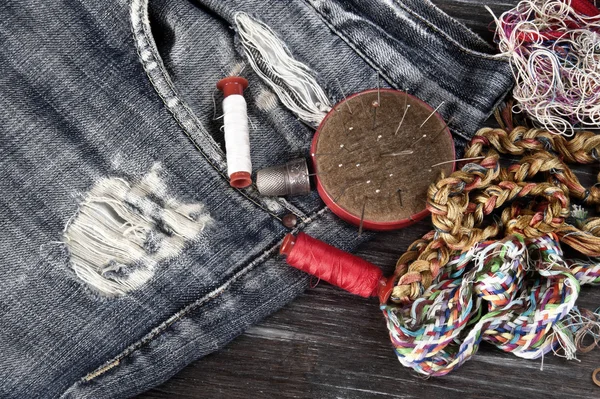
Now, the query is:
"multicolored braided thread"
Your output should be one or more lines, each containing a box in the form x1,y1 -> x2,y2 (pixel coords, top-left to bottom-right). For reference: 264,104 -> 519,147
383,126 -> 600,375
391,126 -> 600,303
383,234 -> 600,375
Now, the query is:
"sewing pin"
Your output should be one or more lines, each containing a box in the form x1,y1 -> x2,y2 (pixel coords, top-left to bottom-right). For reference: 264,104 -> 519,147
333,181 -> 363,203
357,89 -> 368,111
420,101 -> 445,128
429,116 -> 455,143
377,74 -> 381,105
394,90 -> 411,136
430,156 -> 486,168
305,171 -> 332,177
297,117 -> 317,131
408,133 -> 429,149
335,78 -> 353,114
410,116 -> 453,149
311,152 -> 339,157
381,149 -> 414,157
358,198 -> 367,236
372,100 -> 380,130
395,106 -> 411,135
372,74 -> 382,130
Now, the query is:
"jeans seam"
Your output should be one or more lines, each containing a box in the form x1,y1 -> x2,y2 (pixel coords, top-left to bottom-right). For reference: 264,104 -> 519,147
131,0 -> 308,221
390,0 -> 502,60
63,205 -> 330,391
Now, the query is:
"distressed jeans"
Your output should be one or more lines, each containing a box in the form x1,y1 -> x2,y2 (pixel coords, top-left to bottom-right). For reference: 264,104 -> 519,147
0,0 -> 513,397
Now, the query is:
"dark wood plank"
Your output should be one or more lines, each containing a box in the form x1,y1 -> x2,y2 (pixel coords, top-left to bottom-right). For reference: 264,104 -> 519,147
140,1 -> 600,398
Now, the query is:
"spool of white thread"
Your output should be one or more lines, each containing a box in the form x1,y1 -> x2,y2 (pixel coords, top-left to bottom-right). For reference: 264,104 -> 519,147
217,76 -> 252,188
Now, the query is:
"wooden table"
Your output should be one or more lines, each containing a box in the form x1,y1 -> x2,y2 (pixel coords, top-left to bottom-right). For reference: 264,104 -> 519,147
140,1 -> 600,397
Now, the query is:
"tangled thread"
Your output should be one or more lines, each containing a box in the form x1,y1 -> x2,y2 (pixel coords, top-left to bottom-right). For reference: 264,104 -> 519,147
383,126 -> 600,375
493,0 -> 600,136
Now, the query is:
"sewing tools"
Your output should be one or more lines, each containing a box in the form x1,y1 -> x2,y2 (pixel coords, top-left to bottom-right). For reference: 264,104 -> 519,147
493,0 -> 600,136
217,76 -> 252,188
280,125 -> 600,376
256,158 -> 311,197
257,88 -> 455,231
311,89 -> 455,230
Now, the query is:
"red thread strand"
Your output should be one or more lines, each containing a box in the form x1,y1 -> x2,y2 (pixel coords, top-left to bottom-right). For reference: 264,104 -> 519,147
567,0 -> 600,17
284,232 -> 383,298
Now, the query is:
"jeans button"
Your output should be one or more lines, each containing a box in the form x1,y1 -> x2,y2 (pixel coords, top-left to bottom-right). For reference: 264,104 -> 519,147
282,213 -> 297,229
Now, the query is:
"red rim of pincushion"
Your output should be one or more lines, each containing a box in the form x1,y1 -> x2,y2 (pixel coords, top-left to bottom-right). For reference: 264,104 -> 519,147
310,88 -> 456,231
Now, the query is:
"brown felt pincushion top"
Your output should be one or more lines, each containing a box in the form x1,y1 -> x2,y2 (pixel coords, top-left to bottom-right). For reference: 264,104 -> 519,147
313,90 -> 454,224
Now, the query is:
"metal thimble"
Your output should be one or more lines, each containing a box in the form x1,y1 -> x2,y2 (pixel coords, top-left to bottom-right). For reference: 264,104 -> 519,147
256,158 -> 311,197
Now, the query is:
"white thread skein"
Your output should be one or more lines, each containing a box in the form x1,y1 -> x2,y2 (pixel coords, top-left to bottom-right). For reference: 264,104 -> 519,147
222,94 -> 252,187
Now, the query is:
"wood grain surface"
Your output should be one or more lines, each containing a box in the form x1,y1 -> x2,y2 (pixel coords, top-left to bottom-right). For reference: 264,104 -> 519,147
140,1 -> 600,397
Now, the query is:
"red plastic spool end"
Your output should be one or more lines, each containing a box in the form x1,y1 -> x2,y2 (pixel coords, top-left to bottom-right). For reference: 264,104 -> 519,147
217,76 -> 249,97
229,171 -> 252,188
280,233 -> 297,256
377,276 -> 396,304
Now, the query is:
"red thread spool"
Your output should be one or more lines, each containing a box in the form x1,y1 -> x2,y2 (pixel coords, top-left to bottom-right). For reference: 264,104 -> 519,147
280,232 -> 387,298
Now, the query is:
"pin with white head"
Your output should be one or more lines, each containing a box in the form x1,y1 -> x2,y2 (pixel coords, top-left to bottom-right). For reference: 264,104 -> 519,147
217,76 -> 253,188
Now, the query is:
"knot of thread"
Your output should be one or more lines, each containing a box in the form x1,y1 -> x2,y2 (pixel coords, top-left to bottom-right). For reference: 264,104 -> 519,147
286,232 -> 383,298
390,126 -> 600,304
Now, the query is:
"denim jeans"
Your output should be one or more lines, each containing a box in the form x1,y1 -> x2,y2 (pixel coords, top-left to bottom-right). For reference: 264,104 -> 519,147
0,1 -> 512,397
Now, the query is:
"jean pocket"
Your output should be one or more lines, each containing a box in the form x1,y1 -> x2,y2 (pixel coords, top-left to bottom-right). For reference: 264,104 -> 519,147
305,0 -> 514,150
131,0 -> 312,219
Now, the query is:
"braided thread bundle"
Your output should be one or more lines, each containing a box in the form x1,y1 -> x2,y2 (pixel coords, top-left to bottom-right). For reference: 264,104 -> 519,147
383,234 -> 600,376
492,0 -> 600,135
384,126 -> 600,375
391,126 -> 600,303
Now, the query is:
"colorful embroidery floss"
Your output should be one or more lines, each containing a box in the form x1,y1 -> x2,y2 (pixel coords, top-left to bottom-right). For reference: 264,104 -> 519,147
383,233 -> 600,376
381,125 -> 600,375
390,126 -> 600,304
492,0 -> 600,136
